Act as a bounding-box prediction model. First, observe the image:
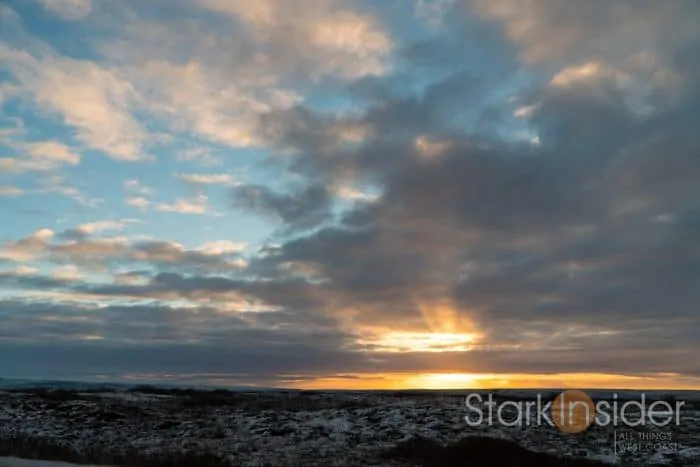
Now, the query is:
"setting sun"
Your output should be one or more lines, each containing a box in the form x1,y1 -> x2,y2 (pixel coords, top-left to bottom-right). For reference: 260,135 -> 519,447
406,373 -> 484,389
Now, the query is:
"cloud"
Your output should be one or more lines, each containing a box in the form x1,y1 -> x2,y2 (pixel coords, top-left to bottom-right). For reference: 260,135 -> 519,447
413,135 -> 452,160
469,0 -> 700,65
38,175 -> 101,207
72,0 -> 390,154
232,184 -> 333,233
0,299 -> 362,382
78,220 -> 131,234
130,241 -> 246,271
37,0 -> 92,20
334,186 -> 379,203
155,194 -> 211,215
59,220 -> 134,241
27,140 -> 80,165
175,148 -> 222,167
125,196 -> 151,210
50,236 -> 130,266
5,0 -> 392,163
414,0 -> 455,28
32,59 -> 145,160
1,226 -> 247,275
0,228 -> 54,262
123,179 -> 154,195
195,0 -> 700,380
0,13 -> 147,160
122,180 -> 157,211
550,61 -> 613,88
31,228 -> 54,241
0,139 -> 81,173
176,173 -> 237,186
130,60 -> 274,148
9,265 -> 38,276
0,156 -> 63,173
51,264 -> 83,281
1,0 -> 699,385
0,186 -> 24,197
196,241 -> 246,255
198,0 -> 393,80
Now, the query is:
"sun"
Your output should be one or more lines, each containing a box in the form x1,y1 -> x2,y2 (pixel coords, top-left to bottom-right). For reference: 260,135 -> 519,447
405,373 -> 484,389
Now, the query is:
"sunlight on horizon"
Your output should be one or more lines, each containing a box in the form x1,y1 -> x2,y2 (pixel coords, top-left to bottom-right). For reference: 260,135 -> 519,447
284,372 -> 700,391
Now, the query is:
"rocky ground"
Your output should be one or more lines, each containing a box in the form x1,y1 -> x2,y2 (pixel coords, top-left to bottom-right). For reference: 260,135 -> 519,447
0,388 -> 698,466
0,458 -> 106,467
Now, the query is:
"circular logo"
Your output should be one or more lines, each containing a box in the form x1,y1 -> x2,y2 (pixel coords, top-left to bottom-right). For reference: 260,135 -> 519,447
552,390 -> 596,433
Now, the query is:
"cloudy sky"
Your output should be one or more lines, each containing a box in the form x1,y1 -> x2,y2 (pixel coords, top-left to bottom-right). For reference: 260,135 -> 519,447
1,0 -> 699,390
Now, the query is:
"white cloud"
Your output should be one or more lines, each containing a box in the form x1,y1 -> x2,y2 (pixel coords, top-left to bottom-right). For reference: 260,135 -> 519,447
37,0 -> 92,20
335,186 -> 379,203
0,228 -> 54,262
31,229 -> 55,241
196,241 -> 246,255
413,135 -> 452,160
176,173 -> 237,186
0,40 -> 146,161
198,0 -> 393,79
125,197 -> 151,210
513,103 -> 540,118
10,264 -> 38,276
155,194 -> 210,215
0,186 -> 24,197
306,11 -> 393,79
550,61 -> 613,87
39,176 -> 79,198
0,157 -> 58,173
27,140 -> 80,165
73,220 -> 131,236
2,0 -> 391,160
123,179 -> 154,195
175,147 -> 222,167
123,180 -> 155,211
0,140 -> 79,173
132,60 -> 291,149
51,264 -> 83,281
39,175 -> 101,207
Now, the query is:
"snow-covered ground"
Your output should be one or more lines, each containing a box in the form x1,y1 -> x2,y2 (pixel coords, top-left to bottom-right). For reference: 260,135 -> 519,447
0,389 -> 698,466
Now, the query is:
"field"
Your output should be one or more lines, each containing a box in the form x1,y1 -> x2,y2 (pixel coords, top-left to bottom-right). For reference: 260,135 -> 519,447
1,387 -> 699,466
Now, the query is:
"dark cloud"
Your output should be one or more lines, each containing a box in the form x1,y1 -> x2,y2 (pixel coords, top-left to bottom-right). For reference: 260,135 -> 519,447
219,0 -> 700,380
1,299 -> 698,384
0,299 -> 367,383
0,270 -> 74,289
232,183 -> 333,234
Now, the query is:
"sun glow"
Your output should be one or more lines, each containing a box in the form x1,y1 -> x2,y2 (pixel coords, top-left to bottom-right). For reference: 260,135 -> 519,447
285,372 -> 700,391
407,373 -> 484,389
367,331 -> 480,352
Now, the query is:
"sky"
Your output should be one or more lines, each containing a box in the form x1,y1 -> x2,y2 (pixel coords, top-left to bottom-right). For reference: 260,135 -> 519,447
1,0 -> 699,390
